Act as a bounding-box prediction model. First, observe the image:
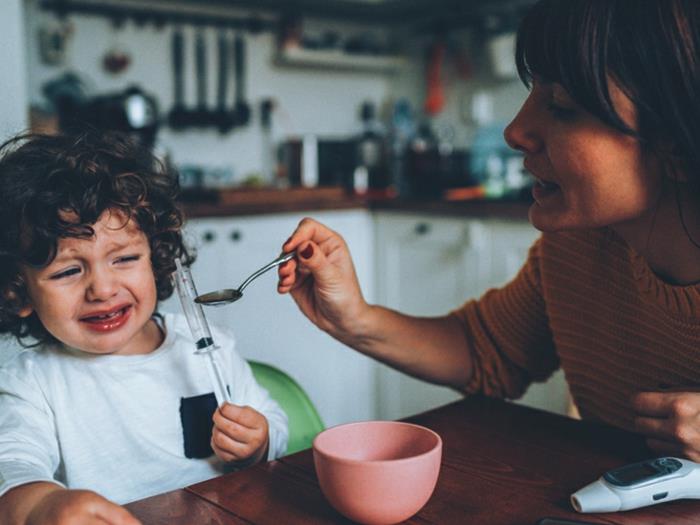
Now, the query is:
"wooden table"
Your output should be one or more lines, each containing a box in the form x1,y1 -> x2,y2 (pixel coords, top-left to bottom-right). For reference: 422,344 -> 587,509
125,397 -> 700,524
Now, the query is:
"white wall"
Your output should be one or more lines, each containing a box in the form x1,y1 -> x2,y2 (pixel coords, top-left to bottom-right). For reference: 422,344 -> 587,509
24,0 -> 395,181
23,2 -> 530,177
0,0 -> 29,139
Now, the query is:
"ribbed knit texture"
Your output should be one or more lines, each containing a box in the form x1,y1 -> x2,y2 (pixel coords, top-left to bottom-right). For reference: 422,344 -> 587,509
450,228 -> 700,432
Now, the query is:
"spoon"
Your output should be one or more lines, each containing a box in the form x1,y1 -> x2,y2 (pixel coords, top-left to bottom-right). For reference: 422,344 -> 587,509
195,251 -> 295,306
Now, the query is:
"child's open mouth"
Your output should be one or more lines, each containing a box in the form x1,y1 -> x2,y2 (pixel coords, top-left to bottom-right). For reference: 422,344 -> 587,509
80,305 -> 132,332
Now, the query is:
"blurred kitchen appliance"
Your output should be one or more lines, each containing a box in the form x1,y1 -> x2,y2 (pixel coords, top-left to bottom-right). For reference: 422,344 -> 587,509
402,148 -> 472,199
53,83 -> 159,148
401,123 -> 472,199
81,87 -> 158,148
318,139 -> 356,189
279,139 -> 303,186
280,137 -> 356,189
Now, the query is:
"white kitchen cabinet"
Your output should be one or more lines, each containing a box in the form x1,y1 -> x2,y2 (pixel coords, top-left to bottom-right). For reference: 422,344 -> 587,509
373,213 -> 484,420
159,209 -> 378,428
373,212 -> 569,420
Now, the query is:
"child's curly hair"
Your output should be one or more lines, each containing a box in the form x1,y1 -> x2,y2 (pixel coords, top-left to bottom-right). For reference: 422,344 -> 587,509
0,130 -> 194,347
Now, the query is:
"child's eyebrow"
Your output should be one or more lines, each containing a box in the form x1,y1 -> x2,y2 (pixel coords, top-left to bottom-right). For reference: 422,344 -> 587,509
104,241 -> 131,255
50,241 -> 134,265
51,248 -> 79,265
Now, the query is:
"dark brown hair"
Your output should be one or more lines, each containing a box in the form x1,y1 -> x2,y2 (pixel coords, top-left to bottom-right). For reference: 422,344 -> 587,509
0,131 -> 193,346
515,0 -> 700,180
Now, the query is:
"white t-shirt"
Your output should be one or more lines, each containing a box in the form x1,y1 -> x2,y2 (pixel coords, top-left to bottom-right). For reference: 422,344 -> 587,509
0,312 -> 288,504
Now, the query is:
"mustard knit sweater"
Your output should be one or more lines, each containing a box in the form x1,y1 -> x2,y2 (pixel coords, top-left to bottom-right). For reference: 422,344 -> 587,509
450,227 -> 700,431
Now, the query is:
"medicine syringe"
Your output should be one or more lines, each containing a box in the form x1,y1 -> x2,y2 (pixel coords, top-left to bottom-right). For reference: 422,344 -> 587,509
174,258 -> 232,406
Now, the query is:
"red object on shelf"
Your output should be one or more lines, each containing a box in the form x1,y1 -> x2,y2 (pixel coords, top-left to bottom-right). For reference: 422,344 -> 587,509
424,40 -> 446,116
444,186 -> 486,201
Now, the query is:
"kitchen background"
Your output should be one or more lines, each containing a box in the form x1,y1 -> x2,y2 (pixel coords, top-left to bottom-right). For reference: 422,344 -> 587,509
0,0 -> 569,427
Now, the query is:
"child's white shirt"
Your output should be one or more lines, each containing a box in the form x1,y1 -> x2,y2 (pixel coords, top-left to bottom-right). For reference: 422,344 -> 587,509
0,312 -> 288,504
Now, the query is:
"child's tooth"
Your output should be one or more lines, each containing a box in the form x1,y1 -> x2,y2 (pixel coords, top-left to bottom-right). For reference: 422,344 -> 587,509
95,309 -> 120,320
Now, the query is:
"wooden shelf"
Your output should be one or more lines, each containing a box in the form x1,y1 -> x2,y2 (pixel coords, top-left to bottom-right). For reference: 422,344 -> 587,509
275,47 -> 405,73
40,0 -> 538,33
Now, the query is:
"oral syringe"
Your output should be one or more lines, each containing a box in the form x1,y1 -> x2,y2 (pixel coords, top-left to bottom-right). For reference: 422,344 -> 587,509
174,258 -> 232,406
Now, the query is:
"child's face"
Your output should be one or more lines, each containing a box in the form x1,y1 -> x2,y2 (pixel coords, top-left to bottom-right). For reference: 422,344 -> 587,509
20,210 -> 162,356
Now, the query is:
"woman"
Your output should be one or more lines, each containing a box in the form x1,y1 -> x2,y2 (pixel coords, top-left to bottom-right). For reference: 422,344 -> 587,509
279,0 -> 700,461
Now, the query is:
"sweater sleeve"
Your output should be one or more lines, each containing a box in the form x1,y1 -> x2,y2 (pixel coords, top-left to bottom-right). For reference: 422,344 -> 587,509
449,236 -> 559,399
0,362 -> 64,499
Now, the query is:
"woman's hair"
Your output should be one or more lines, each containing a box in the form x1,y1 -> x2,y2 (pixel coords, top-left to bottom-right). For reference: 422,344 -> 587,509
0,130 -> 194,346
515,0 -> 700,181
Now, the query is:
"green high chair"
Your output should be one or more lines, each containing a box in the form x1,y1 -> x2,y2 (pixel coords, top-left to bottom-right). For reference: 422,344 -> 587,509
248,360 -> 325,455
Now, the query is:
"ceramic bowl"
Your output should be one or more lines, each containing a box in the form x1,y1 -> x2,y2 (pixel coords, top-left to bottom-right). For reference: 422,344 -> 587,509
312,420 -> 442,525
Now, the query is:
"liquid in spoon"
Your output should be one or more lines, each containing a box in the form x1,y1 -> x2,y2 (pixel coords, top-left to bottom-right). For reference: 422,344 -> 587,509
195,289 -> 242,306
195,252 -> 294,306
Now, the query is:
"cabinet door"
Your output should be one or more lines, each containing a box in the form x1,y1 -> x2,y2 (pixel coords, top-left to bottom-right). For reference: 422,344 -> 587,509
373,213 -> 570,420
373,213 -> 490,420
485,220 -> 540,289
160,210 -> 377,427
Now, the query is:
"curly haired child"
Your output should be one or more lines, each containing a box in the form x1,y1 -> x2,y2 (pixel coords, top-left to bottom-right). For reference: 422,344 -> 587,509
0,131 -> 288,525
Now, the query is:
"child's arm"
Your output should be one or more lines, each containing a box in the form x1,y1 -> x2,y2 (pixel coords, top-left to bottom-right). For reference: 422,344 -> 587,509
211,329 -> 289,461
0,366 -> 141,524
0,481 -> 140,525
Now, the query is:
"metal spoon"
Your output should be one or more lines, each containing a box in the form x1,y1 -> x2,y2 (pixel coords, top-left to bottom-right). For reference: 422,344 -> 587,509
195,251 -> 295,306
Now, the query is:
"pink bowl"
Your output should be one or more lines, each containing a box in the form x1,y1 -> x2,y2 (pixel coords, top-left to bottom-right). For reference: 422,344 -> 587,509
313,421 -> 442,525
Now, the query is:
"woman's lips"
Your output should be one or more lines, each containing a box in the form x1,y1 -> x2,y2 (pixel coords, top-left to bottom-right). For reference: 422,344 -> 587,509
531,178 -> 561,203
80,305 -> 132,332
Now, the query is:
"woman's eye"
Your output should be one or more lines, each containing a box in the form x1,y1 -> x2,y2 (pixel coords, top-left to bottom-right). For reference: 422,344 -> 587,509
546,102 -> 578,121
50,267 -> 81,280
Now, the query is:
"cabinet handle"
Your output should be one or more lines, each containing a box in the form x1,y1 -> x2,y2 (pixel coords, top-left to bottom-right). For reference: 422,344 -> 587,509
414,222 -> 431,236
230,230 -> 243,242
202,231 -> 217,243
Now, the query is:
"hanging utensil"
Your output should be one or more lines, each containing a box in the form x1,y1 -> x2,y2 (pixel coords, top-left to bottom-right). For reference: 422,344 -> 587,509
215,29 -> 235,133
232,33 -> 251,127
193,27 -> 212,127
168,26 -> 189,129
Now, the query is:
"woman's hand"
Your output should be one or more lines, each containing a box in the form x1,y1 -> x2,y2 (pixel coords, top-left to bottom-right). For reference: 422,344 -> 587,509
278,218 -> 370,340
632,389 -> 700,461
211,403 -> 269,466
26,488 -> 140,525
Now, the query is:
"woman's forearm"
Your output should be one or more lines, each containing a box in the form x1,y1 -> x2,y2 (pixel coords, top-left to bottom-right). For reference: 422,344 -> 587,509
337,305 -> 473,390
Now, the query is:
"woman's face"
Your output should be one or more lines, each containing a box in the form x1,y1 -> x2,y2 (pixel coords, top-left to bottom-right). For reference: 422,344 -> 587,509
504,80 -> 665,233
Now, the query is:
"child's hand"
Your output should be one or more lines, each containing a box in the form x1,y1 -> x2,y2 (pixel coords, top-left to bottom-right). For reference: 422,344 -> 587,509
27,488 -> 140,525
212,403 -> 270,466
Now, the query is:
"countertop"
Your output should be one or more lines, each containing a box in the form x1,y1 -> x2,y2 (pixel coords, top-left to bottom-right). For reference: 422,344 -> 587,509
127,397 -> 700,524
180,187 -> 532,221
